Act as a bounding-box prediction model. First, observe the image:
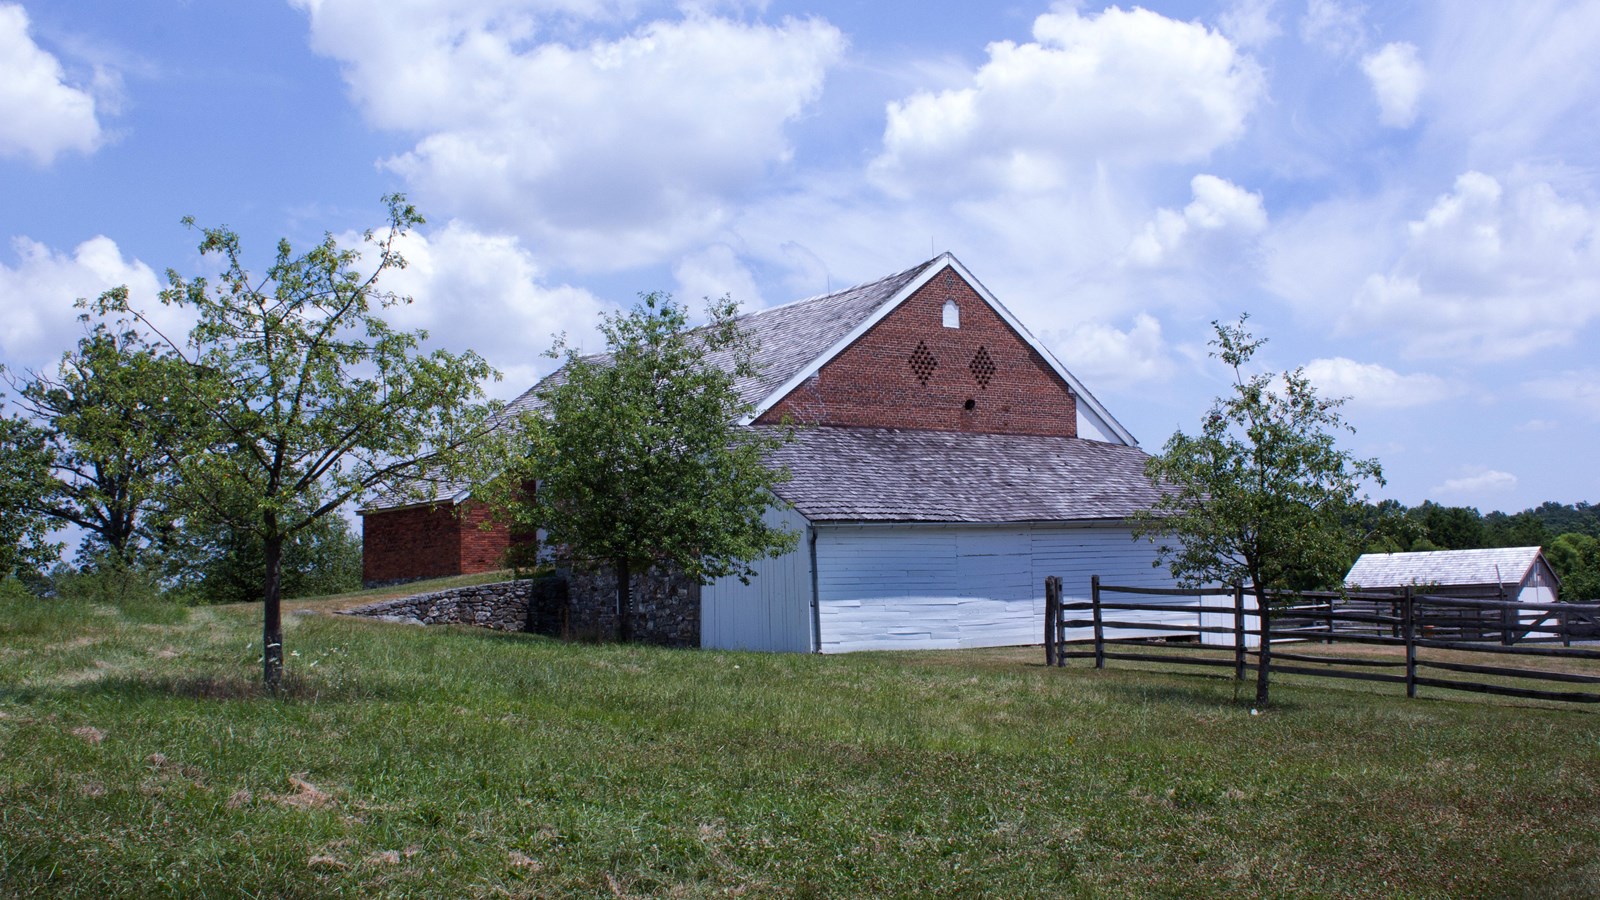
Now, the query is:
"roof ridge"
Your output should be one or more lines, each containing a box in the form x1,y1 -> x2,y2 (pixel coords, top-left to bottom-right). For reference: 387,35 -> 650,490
733,255 -> 942,321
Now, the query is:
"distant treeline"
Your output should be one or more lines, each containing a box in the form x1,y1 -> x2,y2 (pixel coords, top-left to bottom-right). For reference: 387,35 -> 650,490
1353,500 -> 1600,600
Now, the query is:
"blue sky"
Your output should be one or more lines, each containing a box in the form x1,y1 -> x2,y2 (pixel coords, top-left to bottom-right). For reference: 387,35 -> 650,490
3,0 -> 1598,513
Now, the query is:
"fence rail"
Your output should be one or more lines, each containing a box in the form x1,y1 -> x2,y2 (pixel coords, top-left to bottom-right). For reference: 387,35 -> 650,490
1043,577 -> 1600,706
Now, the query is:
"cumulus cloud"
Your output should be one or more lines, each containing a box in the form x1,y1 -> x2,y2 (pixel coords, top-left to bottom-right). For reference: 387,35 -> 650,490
1051,313 -> 1176,389
1126,174 -> 1267,267
673,244 -> 763,310
1361,42 -> 1425,127
871,6 -> 1264,195
293,1 -> 844,270
1302,357 -> 1457,408
1429,468 -> 1518,500
1343,170 -> 1600,360
0,236 -> 173,376
375,221 -> 610,397
0,3 -> 104,164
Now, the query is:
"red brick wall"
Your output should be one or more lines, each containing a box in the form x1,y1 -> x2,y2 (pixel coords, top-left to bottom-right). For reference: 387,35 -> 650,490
361,501 -> 514,584
757,269 -> 1077,436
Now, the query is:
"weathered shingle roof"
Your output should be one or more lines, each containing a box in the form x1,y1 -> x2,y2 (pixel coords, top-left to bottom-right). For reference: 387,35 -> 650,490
364,261 -> 938,512
1345,547 -> 1547,589
762,426 -> 1162,523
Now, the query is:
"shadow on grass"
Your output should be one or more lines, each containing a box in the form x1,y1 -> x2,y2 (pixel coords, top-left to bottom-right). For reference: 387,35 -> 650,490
1095,674 -> 1311,713
6,671 -> 410,705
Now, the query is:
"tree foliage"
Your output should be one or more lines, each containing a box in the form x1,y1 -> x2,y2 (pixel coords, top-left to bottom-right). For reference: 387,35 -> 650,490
0,408 -> 61,579
1135,316 -> 1383,705
5,319 -> 190,566
488,293 -> 797,642
92,195 -> 497,687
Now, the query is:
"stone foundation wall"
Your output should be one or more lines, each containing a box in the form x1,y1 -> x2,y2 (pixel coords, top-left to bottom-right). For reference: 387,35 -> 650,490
564,564 -> 702,648
339,579 -> 538,631
338,569 -> 698,648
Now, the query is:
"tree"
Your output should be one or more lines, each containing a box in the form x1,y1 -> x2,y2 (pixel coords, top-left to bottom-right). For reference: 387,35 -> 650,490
1547,533 -> 1600,602
5,320 -> 190,573
489,293 -> 797,643
93,195 -> 497,688
161,508 -> 364,604
0,408 -> 61,580
1135,316 -> 1383,706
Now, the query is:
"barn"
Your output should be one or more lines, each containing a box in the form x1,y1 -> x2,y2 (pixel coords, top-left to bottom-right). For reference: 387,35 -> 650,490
361,253 -> 1205,651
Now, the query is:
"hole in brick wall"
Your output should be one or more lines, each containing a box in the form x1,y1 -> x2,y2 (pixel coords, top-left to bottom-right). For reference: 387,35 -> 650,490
964,398 -> 976,411
909,341 -> 938,386
969,345 -> 995,388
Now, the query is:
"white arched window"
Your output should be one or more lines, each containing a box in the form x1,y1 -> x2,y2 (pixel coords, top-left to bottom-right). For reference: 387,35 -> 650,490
942,299 -> 960,328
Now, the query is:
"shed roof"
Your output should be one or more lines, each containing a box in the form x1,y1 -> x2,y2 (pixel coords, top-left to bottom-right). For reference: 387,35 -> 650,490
1344,547 -> 1549,590
762,426 -> 1162,524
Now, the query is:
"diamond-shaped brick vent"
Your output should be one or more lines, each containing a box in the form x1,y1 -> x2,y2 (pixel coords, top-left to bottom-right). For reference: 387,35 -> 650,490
909,340 -> 938,386
969,345 -> 995,389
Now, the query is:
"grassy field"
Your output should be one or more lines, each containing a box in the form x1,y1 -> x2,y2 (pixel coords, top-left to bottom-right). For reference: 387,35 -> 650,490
3,583 -> 1599,898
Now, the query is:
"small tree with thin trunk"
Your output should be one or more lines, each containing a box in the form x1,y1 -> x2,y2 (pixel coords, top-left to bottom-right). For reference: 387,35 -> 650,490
93,196 -> 496,688
1134,315 -> 1383,707
488,293 -> 797,642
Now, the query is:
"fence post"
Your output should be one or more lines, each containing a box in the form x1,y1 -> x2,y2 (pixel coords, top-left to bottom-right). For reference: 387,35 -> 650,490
1563,606 -> 1571,649
1233,583 -> 1246,681
1403,585 -> 1417,699
1091,575 -> 1105,670
1055,578 -> 1066,666
1043,576 -> 1059,667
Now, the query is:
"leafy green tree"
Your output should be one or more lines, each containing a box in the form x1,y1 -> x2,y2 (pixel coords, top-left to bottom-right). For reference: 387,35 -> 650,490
162,508 -> 363,604
93,196 -> 496,688
489,293 -> 797,643
1407,501 -> 1486,550
0,409 -> 62,580
6,320 -> 190,572
1547,533 -> 1600,601
1135,316 -> 1383,706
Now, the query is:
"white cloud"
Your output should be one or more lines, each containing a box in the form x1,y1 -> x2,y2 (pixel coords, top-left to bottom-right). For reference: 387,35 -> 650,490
1126,174 -> 1266,267
871,6 -> 1264,195
673,244 -> 763,310
294,1 -> 844,270
1219,0 -> 1281,49
1342,170 -> 1600,360
1051,313 -> 1176,389
1525,370 -> 1600,420
1361,41 -> 1424,128
1299,0 -> 1366,56
1302,357 -> 1457,408
0,236 -> 170,376
0,3 -> 104,164
375,221 -> 610,397
1429,468 -> 1518,500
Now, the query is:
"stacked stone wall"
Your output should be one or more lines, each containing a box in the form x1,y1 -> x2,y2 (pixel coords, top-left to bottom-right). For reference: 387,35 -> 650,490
340,567 -> 698,648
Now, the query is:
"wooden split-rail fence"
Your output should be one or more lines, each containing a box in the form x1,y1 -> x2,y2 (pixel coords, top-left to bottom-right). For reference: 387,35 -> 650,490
1041,575 -> 1600,705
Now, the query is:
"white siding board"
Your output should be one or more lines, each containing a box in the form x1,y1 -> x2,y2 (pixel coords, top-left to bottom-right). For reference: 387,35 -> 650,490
701,502 -> 815,652
814,522 -> 1206,653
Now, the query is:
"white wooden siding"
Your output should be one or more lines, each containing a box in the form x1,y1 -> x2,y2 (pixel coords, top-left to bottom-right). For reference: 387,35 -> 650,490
815,522 -> 1212,653
700,502 -> 815,652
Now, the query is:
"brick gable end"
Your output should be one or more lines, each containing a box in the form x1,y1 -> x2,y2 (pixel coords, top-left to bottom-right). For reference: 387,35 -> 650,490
361,501 -> 513,585
756,270 -> 1077,436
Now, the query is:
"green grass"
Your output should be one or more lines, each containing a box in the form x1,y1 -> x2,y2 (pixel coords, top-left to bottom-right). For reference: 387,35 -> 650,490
3,584 -> 1600,898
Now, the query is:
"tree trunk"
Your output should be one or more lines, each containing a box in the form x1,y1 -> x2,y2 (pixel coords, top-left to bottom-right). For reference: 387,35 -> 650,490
616,559 -> 633,643
263,534 -> 284,690
1253,584 -> 1271,707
